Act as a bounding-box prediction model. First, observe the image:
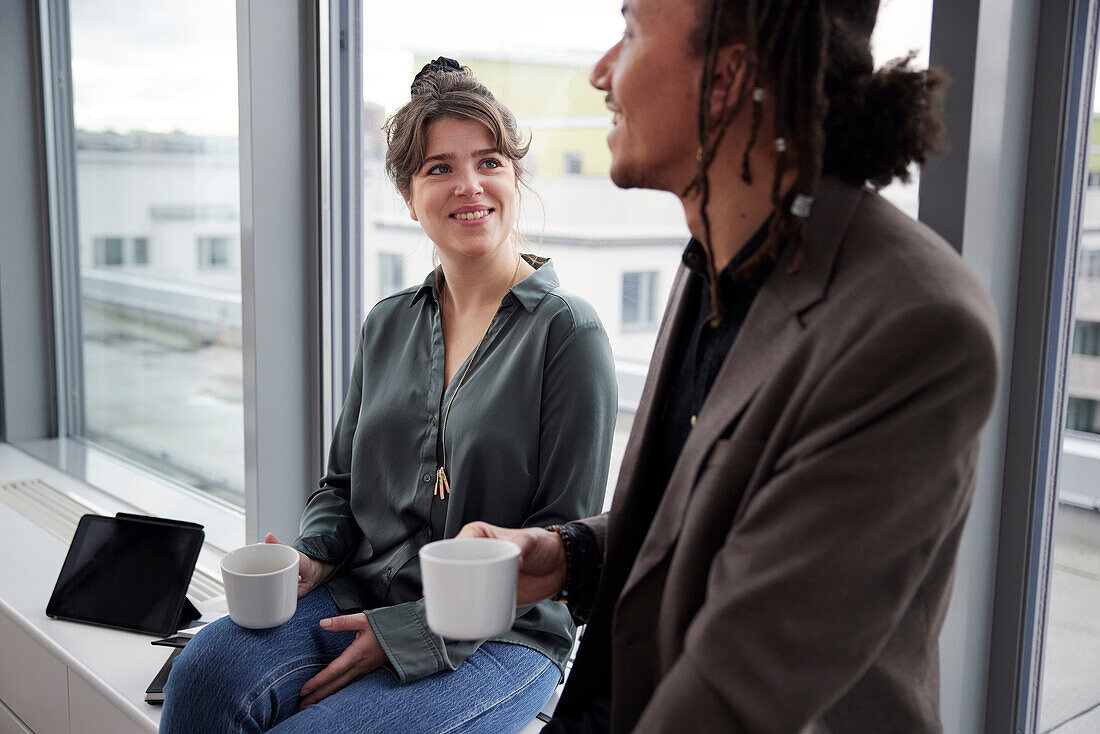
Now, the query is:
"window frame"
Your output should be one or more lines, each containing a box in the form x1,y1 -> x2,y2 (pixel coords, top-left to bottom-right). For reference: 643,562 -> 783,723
319,0 -> 364,454
974,0 -> 1100,730
38,0 -> 85,438
10,0 -> 326,549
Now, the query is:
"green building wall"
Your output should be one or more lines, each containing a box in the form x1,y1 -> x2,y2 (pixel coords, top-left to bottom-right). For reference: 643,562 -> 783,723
415,55 -> 612,177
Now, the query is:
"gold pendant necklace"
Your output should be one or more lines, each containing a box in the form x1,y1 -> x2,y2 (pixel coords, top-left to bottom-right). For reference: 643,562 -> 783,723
435,254 -> 524,500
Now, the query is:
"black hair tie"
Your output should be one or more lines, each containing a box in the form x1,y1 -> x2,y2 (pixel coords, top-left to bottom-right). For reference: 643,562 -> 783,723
411,56 -> 464,93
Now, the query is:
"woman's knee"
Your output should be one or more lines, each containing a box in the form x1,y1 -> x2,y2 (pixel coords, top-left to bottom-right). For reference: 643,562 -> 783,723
165,619 -> 266,702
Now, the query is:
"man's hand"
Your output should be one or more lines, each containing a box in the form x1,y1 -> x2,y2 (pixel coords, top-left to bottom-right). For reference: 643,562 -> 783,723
264,533 -> 335,599
298,613 -> 386,709
456,522 -> 566,606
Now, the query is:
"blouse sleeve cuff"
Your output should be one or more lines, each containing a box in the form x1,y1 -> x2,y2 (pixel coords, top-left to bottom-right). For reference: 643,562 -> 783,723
364,601 -> 445,684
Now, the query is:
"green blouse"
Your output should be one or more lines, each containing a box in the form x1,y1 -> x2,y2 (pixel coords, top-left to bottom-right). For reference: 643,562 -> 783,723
292,259 -> 617,683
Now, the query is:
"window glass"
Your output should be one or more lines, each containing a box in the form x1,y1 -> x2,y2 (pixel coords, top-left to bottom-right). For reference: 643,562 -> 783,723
69,0 -> 244,504
1072,321 -> 1100,356
197,236 -> 232,270
622,271 -> 659,330
93,236 -> 124,266
1037,48 -> 1100,733
132,237 -> 149,265
378,253 -> 405,297
358,1 -> 933,506
1083,249 -> 1100,278
870,0 -> 934,219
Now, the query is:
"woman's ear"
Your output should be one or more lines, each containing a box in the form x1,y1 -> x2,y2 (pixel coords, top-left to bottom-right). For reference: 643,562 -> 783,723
709,44 -> 750,120
401,189 -> 419,222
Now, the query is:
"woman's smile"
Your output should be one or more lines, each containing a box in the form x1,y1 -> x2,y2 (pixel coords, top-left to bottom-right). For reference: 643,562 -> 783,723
450,205 -> 495,224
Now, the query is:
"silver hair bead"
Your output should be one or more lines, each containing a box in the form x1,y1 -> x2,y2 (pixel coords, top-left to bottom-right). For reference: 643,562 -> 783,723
752,87 -> 765,103
774,137 -> 787,153
790,193 -> 815,218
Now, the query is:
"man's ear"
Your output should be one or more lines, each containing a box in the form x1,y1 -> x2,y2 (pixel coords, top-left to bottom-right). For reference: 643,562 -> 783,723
709,44 -> 750,120
402,190 -> 419,222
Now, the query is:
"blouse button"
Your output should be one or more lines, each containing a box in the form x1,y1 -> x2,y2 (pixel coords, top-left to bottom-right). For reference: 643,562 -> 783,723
422,473 -> 432,483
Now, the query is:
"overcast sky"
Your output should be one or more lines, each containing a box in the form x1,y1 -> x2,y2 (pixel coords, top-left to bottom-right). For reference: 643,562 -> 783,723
67,0 -> 975,137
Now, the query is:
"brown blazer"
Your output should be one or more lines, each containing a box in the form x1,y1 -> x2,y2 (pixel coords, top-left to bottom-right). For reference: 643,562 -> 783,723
549,178 -> 1000,733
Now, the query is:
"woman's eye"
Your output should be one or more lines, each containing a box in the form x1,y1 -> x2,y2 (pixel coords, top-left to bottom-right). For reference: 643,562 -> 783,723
426,163 -> 450,175
481,158 -> 503,169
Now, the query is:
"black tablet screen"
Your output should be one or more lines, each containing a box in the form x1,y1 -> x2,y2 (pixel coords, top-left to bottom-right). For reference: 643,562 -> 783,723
47,515 -> 203,635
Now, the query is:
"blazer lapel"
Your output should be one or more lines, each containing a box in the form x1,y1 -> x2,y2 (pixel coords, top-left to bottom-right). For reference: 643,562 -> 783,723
618,178 -> 864,601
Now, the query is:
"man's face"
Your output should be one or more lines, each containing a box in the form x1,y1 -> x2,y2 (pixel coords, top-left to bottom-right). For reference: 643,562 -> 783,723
590,0 -> 704,194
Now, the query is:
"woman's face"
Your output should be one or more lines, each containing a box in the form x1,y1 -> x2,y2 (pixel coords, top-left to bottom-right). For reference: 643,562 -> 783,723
404,117 -> 518,264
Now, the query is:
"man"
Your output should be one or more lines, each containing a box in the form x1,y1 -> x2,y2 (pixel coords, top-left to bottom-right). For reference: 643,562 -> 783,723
459,0 -> 999,731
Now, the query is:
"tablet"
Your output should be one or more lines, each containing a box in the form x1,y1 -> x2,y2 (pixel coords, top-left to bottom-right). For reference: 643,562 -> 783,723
46,514 -> 204,636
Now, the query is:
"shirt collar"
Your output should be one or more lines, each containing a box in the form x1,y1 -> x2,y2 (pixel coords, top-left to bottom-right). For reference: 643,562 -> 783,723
682,191 -> 794,296
410,255 -> 559,313
681,214 -> 774,307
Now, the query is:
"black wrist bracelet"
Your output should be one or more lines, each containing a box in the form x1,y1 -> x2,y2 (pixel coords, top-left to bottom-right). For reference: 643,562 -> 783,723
547,524 -> 573,602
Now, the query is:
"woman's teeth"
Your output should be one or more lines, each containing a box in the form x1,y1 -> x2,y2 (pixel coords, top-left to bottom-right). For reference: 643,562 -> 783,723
454,210 -> 491,220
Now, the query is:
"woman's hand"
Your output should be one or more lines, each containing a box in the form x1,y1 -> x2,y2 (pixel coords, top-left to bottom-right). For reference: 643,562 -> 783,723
455,522 -> 566,606
264,533 -> 334,599
298,613 -> 386,709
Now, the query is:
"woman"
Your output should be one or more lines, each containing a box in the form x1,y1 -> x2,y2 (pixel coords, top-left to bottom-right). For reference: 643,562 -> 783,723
161,58 -> 617,733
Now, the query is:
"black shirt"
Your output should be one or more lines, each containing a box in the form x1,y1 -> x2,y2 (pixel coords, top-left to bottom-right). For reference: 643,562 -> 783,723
648,230 -> 776,506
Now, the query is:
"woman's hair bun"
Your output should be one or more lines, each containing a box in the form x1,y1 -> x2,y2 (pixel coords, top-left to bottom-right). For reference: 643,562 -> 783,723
411,56 -> 469,95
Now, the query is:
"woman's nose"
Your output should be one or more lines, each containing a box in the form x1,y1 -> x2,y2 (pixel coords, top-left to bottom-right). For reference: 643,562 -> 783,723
454,170 -> 484,196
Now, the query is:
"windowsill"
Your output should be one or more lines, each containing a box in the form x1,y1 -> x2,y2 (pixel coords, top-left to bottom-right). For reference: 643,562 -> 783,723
14,437 -> 245,555
0,441 -> 236,733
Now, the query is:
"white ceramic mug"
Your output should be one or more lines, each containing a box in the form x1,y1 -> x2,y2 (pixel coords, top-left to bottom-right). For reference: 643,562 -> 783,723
220,543 -> 299,629
419,538 -> 520,640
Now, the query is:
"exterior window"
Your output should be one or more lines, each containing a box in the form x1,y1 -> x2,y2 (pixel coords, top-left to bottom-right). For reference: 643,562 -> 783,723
197,236 -> 231,269
1083,249 -> 1100,279
93,237 -> 124,266
1072,321 -> 1100,356
622,271 -> 659,330
68,1 -> 244,504
132,237 -> 149,265
379,253 -> 404,297
564,152 -> 583,175
1066,397 -> 1099,433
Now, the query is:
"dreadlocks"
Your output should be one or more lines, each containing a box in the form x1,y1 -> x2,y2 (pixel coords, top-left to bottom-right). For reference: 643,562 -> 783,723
684,0 -> 946,322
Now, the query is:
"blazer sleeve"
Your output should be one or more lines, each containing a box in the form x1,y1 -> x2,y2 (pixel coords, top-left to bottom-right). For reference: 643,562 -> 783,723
634,299 -> 999,733
291,322 -> 367,566
576,512 -> 609,550
365,320 -> 619,684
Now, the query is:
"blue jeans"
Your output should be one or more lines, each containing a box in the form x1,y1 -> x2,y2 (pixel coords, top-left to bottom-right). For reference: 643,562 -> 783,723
161,589 -> 559,733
